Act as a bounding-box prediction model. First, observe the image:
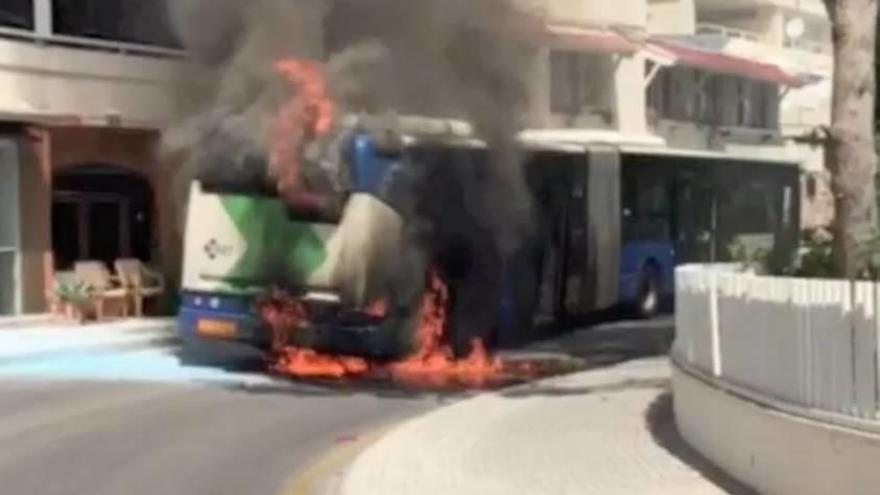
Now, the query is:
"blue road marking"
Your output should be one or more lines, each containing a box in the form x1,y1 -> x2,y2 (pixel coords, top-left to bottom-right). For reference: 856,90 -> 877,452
0,347 -> 283,388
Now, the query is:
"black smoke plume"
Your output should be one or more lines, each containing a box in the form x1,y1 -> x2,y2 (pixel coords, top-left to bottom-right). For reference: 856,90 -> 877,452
164,0 -> 540,351
164,0 -> 536,246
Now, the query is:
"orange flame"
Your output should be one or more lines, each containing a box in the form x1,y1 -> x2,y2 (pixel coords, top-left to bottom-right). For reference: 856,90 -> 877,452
259,59 -> 511,387
388,271 -> 502,388
364,298 -> 389,319
274,58 -> 334,136
270,58 -> 335,203
274,348 -> 369,379
259,270 -> 505,388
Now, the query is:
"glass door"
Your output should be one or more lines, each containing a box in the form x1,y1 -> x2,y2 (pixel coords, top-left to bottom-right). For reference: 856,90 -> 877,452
673,170 -> 717,264
0,139 -> 20,315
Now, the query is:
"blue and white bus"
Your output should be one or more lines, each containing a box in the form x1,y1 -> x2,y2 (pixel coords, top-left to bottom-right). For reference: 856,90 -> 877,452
178,121 -> 801,357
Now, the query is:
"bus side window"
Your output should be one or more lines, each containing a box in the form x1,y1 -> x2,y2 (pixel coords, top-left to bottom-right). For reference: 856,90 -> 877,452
624,175 -> 672,243
622,177 -> 638,240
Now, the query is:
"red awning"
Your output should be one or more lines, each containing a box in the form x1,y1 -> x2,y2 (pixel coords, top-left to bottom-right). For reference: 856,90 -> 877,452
512,15 -> 640,55
646,39 -> 805,87
543,24 -> 640,55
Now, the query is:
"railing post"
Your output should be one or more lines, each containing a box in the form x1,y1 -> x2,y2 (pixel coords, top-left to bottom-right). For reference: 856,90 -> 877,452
710,270 -> 722,377
875,281 -> 880,419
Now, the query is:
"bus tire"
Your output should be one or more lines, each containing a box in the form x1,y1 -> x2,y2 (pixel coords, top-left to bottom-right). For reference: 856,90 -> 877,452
635,264 -> 662,319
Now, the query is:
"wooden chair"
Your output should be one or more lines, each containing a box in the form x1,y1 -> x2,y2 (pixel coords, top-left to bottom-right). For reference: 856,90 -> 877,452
74,261 -> 130,320
114,258 -> 165,317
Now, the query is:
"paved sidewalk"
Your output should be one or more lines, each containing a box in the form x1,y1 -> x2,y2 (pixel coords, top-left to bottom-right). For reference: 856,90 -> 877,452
341,354 -> 751,495
0,317 -> 177,363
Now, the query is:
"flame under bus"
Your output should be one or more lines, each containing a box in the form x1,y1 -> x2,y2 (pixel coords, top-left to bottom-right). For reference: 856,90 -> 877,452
178,125 -> 801,359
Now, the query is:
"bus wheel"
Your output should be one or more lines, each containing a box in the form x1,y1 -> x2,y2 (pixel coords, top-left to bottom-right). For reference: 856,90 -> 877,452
635,265 -> 661,319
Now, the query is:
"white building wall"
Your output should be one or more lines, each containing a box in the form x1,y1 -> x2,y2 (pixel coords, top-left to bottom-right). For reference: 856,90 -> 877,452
542,0 -> 648,26
614,54 -> 649,134
647,0 -> 696,35
0,38 -> 184,128
650,0 -> 835,228
523,0 -> 650,134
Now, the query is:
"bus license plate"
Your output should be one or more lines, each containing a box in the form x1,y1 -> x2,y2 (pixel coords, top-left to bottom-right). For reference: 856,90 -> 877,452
197,319 -> 238,339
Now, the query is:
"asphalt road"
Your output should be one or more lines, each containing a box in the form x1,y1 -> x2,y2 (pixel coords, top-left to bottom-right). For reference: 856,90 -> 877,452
0,315 -> 676,495
0,378 -> 437,495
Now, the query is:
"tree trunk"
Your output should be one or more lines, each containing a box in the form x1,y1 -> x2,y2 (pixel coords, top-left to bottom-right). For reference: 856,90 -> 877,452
824,0 -> 879,277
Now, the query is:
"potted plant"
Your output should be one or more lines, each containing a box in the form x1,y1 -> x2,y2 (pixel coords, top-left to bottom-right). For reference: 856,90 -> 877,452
54,281 -> 93,324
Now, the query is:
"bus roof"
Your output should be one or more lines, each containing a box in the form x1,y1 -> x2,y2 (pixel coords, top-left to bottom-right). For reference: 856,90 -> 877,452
619,143 -> 801,166
344,115 -> 802,165
517,129 -> 666,149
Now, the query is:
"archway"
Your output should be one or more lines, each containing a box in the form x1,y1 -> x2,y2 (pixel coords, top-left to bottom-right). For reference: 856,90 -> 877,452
52,165 -> 155,270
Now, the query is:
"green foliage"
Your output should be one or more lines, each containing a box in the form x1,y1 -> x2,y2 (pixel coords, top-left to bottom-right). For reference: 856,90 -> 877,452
728,239 -> 771,274
783,228 -> 837,278
54,280 -> 94,306
733,228 -> 880,280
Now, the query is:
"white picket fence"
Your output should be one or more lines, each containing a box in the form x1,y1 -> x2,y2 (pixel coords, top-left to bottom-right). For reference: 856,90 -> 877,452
675,265 -> 880,420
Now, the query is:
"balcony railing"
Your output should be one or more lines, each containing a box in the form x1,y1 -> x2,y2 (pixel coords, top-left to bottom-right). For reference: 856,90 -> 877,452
695,23 -> 764,42
0,24 -> 185,59
783,37 -> 831,55
696,22 -> 831,55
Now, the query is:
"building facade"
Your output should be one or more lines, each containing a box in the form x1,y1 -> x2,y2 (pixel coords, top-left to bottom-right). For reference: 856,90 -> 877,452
0,0 -> 833,315
518,0 -> 832,228
0,0 -> 185,315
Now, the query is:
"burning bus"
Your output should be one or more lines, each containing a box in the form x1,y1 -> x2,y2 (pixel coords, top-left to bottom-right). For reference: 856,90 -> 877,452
169,2 -> 802,382
178,116 -> 802,372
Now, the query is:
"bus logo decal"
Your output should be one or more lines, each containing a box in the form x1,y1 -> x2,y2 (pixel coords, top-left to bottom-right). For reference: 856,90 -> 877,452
204,239 -> 234,260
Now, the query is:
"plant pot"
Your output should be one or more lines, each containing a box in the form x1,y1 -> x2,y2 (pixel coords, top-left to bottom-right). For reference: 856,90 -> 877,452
63,303 -> 85,325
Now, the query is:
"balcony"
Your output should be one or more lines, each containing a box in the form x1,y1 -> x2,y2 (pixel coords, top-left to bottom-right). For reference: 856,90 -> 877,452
534,0 -> 648,28
0,1 -> 185,128
783,36 -> 831,55
647,65 -> 786,151
692,21 -> 831,70
695,23 -> 764,43
694,0 -> 827,19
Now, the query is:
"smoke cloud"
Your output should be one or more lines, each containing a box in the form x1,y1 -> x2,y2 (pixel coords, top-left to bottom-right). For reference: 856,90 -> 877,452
324,0 -> 536,252
164,0 -> 540,347
164,0 -> 537,246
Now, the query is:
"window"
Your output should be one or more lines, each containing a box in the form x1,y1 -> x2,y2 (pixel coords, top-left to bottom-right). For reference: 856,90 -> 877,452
690,71 -> 721,124
52,0 -> 180,48
646,65 -> 659,112
736,79 -> 752,127
754,82 -> 779,129
550,50 -> 611,116
734,79 -> 779,129
649,68 -> 721,124
687,70 -> 705,121
623,174 -> 672,242
663,68 -> 691,120
646,66 -> 670,118
0,0 -> 33,30
717,179 -> 780,243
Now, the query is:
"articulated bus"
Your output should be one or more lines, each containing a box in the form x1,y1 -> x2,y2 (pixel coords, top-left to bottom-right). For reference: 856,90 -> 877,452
178,122 -> 800,358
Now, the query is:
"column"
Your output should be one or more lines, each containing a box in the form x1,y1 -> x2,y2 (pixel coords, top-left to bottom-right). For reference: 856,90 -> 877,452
614,52 -> 648,135
33,0 -> 52,38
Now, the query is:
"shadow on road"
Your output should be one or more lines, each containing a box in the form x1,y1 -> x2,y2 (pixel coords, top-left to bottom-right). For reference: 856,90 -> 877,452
499,376 -> 669,398
526,315 -> 675,364
212,377 -> 481,403
177,315 -> 676,401
645,392 -> 759,495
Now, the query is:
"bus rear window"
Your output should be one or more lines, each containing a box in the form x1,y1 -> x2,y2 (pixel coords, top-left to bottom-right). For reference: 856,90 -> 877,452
282,191 -> 348,224
200,178 -> 277,197
197,152 -> 276,197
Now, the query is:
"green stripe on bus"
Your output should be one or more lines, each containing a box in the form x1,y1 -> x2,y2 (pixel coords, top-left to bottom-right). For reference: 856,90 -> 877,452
219,195 -> 328,284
